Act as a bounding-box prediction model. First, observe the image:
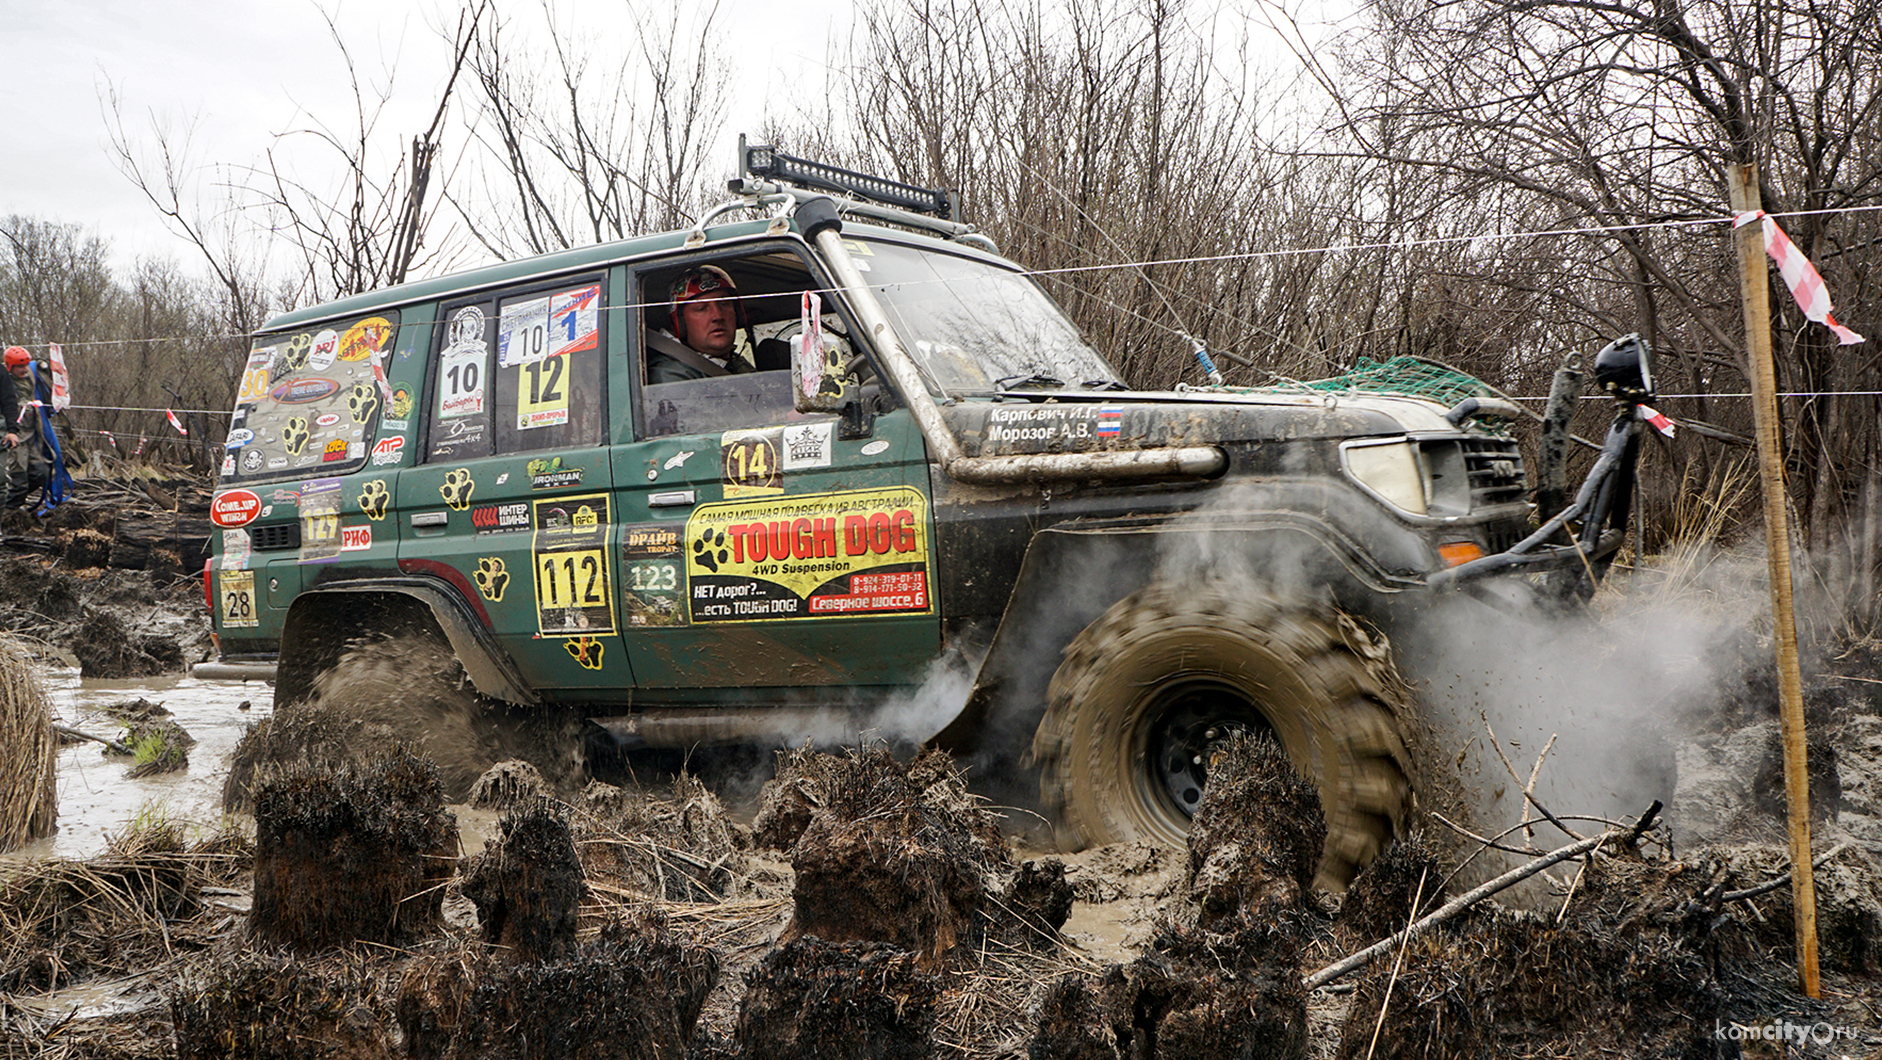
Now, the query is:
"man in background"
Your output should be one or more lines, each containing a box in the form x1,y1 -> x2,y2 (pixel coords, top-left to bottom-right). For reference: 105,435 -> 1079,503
5,346 -> 53,512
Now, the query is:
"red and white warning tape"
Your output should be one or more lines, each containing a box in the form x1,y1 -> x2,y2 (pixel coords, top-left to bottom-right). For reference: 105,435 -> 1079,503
1734,211 -> 1865,346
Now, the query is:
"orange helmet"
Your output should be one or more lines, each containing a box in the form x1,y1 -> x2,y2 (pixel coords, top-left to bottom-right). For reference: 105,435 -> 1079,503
3,347 -> 28,369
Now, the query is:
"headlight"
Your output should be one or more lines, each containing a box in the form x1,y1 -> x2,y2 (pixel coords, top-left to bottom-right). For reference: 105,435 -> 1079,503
1343,441 -> 1427,515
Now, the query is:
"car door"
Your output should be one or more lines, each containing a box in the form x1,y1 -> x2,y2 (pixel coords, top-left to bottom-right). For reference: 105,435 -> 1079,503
398,273 -> 627,696
609,251 -> 940,695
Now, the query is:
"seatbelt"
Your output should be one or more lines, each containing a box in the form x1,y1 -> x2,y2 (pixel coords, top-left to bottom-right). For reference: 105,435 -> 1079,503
644,330 -> 730,378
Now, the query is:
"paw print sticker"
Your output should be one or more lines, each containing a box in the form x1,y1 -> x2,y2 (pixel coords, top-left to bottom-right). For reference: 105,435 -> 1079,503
439,468 -> 475,510
278,333 -> 312,373
693,527 -> 728,572
474,557 -> 509,602
347,382 -> 380,423
282,417 -> 310,456
357,479 -> 390,521
565,636 -> 605,670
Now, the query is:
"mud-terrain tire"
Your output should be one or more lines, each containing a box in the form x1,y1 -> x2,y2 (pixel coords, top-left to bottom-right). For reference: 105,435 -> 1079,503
299,633 -> 583,801
1031,583 -> 1413,890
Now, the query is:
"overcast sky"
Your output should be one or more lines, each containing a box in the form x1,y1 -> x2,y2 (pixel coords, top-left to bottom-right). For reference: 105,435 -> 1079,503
4,0 -> 1332,277
2,0 -> 858,270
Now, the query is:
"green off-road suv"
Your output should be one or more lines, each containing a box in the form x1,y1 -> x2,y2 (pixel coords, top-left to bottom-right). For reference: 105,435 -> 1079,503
205,144 -> 1650,886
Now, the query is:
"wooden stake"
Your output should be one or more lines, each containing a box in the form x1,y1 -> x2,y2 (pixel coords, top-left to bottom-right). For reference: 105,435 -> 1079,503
1728,163 -> 1821,998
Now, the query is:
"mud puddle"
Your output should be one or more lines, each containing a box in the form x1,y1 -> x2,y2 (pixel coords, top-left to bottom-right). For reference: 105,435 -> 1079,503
3,667 -> 271,862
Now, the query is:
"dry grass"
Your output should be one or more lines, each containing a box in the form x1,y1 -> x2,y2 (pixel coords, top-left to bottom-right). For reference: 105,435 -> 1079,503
0,636 -> 57,852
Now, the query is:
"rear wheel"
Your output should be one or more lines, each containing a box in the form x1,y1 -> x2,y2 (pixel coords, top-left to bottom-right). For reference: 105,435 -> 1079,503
1031,583 -> 1413,889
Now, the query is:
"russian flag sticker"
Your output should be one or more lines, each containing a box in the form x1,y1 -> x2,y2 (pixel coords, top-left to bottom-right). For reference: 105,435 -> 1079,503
1097,406 -> 1123,437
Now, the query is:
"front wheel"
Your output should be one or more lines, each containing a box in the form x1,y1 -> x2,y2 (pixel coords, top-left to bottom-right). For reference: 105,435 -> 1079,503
1030,583 -> 1414,890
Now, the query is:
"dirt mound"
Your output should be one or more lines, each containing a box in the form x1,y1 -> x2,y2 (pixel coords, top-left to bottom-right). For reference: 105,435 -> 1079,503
574,773 -> 746,901
223,701 -> 398,812
1184,733 -> 1326,926
0,553 -> 210,675
72,607 -> 187,678
728,937 -> 940,1060
467,759 -> 546,811
766,746 -> 1017,965
121,716 -> 194,777
460,802 -> 586,963
1027,923 -> 1307,1060
170,950 -> 392,1060
1333,854 -> 1735,1059
474,914 -> 716,1060
1333,832 -> 1447,948
249,747 -> 458,951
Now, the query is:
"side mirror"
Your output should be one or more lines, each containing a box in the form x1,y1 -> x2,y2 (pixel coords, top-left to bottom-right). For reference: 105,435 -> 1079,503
791,291 -> 851,414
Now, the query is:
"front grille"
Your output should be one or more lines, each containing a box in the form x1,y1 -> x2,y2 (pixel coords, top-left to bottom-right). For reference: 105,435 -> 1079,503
1460,437 -> 1527,508
250,522 -> 301,551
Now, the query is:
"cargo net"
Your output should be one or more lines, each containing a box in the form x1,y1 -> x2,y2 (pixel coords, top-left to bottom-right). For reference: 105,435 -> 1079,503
1227,356 -> 1515,435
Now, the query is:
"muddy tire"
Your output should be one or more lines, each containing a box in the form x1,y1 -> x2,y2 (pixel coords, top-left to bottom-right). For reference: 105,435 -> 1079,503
299,633 -> 583,802
1031,583 -> 1413,890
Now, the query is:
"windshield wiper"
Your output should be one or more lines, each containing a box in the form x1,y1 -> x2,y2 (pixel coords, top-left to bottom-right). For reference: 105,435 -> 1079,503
1081,379 -> 1128,391
995,373 -> 1066,390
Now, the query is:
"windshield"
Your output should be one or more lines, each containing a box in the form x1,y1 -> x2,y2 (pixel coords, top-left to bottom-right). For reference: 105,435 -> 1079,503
852,238 -> 1121,396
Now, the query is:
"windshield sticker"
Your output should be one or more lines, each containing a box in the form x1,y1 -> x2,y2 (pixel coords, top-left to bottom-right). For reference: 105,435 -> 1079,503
516,351 -> 570,430
308,329 -> 340,371
498,294 -> 551,368
270,377 -> 341,405
621,522 -> 687,628
782,422 -> 833,470
347,382 -> 380,423
684,487 -> 931,623
439,345 -> 485,418
241,449 -> 265,473
220,569 -> 258,628
721,430 -> 783,497
339,317 -> 394,362
532,494 -> 616,636
549,285 -> 601,357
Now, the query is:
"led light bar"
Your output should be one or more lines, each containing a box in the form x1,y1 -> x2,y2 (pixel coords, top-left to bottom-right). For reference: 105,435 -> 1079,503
743,142 -> 953,220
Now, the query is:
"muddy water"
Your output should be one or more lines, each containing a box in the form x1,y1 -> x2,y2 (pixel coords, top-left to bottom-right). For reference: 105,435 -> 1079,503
2,667 -> 273,864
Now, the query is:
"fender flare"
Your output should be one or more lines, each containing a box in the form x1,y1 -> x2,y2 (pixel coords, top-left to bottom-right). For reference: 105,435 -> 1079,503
274,577 -> 538,708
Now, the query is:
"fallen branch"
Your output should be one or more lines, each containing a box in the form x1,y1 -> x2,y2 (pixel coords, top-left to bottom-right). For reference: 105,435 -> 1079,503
1306,826 -> 1619,990
1721,841 -> 1852,903
55,723 -> 132,756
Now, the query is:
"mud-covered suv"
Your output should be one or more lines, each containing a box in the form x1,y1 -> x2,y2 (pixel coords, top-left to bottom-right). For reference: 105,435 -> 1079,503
206,144 -> 1646,886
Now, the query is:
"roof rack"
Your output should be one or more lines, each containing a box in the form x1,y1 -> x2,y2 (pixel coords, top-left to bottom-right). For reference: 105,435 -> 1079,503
713,136 -> 998,253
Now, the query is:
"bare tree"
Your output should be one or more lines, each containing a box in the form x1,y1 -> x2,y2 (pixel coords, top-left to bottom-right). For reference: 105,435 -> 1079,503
452,0 -> 731,257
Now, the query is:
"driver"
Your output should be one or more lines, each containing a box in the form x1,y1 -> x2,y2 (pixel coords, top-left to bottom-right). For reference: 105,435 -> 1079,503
646,265 -> 755,384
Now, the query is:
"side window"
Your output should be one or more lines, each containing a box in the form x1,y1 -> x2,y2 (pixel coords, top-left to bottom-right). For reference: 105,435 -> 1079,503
227,311 -> 399,482
427,276 -> 606,462
639,252 -> 849,439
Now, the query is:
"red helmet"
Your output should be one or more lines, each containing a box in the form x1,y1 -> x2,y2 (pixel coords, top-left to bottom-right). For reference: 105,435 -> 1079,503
3,347 -> 28,369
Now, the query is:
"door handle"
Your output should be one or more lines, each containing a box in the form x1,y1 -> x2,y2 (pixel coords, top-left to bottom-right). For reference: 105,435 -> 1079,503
411,511 -> 448,527
649,490 -> 696,507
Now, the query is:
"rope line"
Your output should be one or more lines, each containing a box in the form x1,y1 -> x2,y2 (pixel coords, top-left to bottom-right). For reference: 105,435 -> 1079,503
5,203 -> 1877,354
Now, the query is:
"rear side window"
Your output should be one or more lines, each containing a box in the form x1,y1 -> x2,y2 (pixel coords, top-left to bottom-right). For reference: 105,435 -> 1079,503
224,312 -> 399,483
428,276 -> 606,462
